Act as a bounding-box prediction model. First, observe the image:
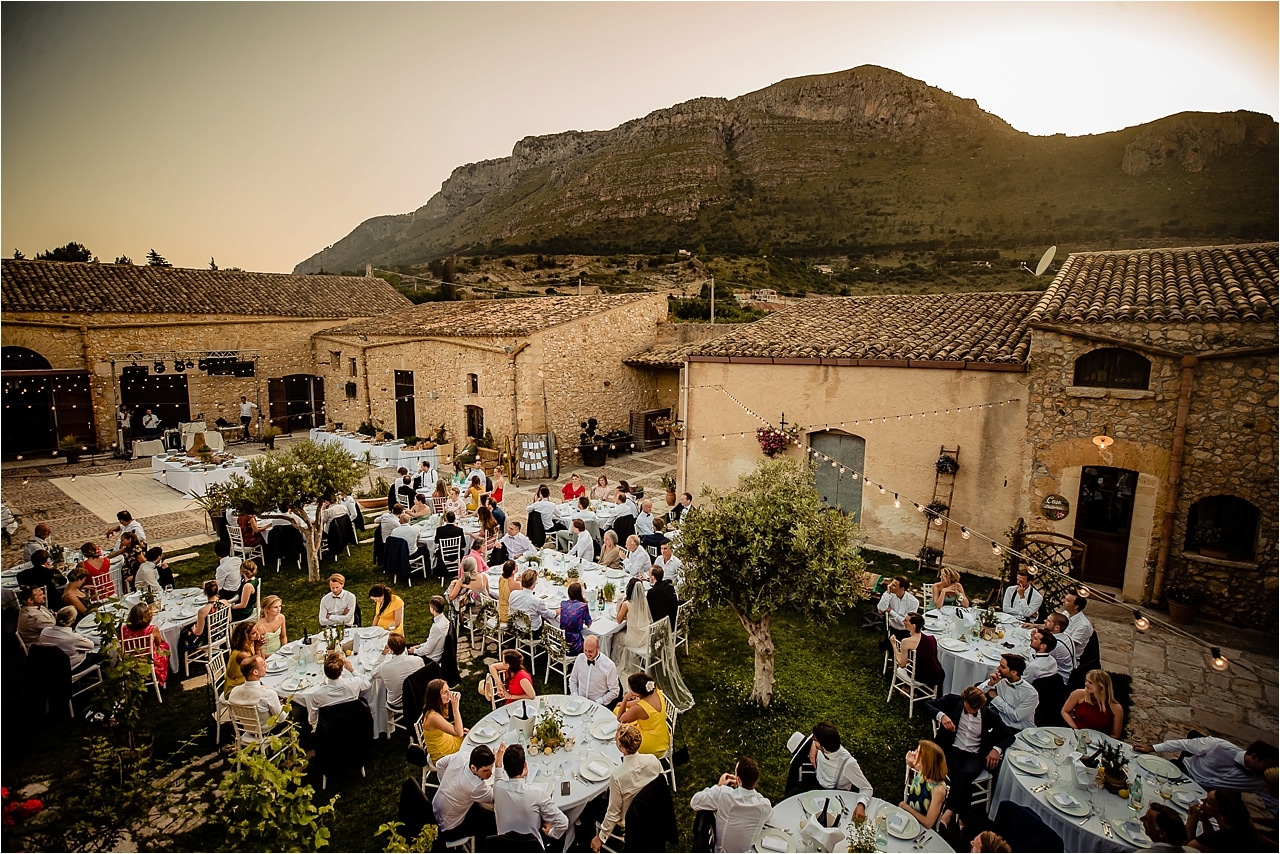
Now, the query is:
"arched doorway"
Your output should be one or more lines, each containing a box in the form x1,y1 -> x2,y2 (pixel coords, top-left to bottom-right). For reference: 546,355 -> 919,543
810,430 -> 865,522
1074,465 -> 1137,587
2,346 -> 95,455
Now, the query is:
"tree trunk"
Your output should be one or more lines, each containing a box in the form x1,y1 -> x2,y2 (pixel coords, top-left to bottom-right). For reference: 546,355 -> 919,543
735,609 -> 775,708
304,506 -> 324,583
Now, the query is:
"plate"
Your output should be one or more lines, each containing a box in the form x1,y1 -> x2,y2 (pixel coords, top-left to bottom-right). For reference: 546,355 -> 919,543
175,609 -> 197,620
879,805 -> 921,840
563,698 -> 591,716
470,724 -> 502,744
1135,754 -> 1181,779
937,638 -> 968,652
589,717 -> 618,740
1020,728 -> 1055,749
279,677 -> 307,692
1172,789 -> 1202,809
1114,818 -> 1152,848
1044,789 -> 1090,817
265,658 -> 288,674
1008,751 -> 1049,776
357,627 -> 383,639
580,755 -> 614,782
752,828 -> 796,853
994,611 -> 1022,625
604,569 -> 625,579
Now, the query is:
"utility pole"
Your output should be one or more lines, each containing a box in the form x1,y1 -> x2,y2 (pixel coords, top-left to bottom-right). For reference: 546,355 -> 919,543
709,276 -> 715,324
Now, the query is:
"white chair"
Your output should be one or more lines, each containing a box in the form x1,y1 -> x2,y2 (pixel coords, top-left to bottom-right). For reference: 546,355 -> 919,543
881,612 -> 893,676
931,719 -> 993,811
430,496 -> 448,515
208,650 -> 233,743
438,536 -> 464,579
85,573 -> 117,605
887,647 -> 939,718
508,611 -> 542,673
540,623 -> 572,694
646,545 -> 660,560
228,702 -> 286,770
673,602 -> 691,655
658,699 -> 680,792
227,524 -> 265,567
406,550 -> 429,588
15,632 -> 29,656
31,643 -> 102,714
411,715 -> 442,793
920,583 -> 934,611
594,820 -> 625,853
901,765 -> 948,820
185,604 -> 232,677
478,597 -> 505,655
119,633 -> 164,702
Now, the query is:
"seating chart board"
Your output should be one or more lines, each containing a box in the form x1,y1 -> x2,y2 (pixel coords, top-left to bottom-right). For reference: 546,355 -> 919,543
515,433 -> 557,480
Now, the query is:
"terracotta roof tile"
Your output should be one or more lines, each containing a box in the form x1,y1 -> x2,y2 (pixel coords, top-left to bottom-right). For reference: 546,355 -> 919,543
686,292 -> 1041,363
1,259 -> 411,318
624,340 -> 717,368
1030,243 -> 1278,324
328,293 -> 656,338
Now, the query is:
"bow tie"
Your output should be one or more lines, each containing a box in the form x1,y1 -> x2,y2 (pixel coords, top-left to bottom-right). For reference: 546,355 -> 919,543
587,658 -> 596,666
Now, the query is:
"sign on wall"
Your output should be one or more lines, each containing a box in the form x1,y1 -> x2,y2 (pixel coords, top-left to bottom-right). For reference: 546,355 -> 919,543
516,432 -> 557,480
1041,493 -> 1071,521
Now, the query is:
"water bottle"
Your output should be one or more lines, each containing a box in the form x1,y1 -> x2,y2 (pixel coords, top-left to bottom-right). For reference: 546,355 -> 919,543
874,813 -> 888,850
1129,774 -> 1144,812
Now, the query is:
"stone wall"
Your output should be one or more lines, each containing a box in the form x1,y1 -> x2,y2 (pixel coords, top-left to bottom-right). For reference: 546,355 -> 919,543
1024,321 -> 1278,622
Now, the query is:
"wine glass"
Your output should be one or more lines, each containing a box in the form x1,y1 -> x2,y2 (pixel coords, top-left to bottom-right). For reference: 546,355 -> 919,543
1159,781 -> 1174,803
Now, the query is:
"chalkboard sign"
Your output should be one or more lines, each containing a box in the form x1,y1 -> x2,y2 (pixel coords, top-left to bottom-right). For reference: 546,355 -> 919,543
1041,494 -> 1071,520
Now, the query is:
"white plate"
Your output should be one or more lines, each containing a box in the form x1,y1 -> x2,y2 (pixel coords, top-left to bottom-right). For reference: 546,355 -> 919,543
580,755 -> 614,782
1172,788 -> 1202,809
357,627 -> 383,639
604,569 -> 625,579
1008,751 -> 1048,776
937,637 -> 968,652
279,676 -> 307,692
994,611 -> 1022,625
752,828 -> 796,853
175,609 -> 197,620
265,658 -> 288,674
563,698 -> 591,716
470,724 -> 502,744
1135,754 -> 1181,779
1045,789 -> 1090,817
879,805 -> 921,840
1020,728 -> 1055,749
1114,818 -> 1152,848
589,717 -> 618,740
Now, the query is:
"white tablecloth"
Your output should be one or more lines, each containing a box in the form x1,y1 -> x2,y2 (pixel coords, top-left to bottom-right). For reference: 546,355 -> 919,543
132,439 -> 166,459
152,454 -> 250,497
461,694 -> 622,850
552,500 -> 621,528
989,725 -> 1207,853
261,627 -> 390,738
763,791 -> 951,853
922,607 -> 1030,696
311,428 -> 440,468
75,586 -> 205,652
491,550 -> 626,656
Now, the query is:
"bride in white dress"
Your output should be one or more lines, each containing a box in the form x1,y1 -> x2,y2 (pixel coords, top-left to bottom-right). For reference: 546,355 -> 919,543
613,576 -> 694,712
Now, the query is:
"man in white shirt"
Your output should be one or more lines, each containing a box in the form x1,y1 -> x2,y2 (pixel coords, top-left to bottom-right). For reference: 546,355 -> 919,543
17,586 -> 56,648
1060,590 -> 1095,660
570,496 -> 598,524
876,575 -> 919,637
1044,612 -> 1077,684
318,573 -> 357,627
591,723 -> 662,852
106,510 -> 146,551
507,569 -> 556,632
635,500 -> 656,538
375,633 -> 424,708
806,722 -> 873,819
1024,630 -> 1060,683
412,460 -> 436,492
38,607 -> 97,669
411,596 -> 450,664
1002,569 -> 1043,621
622,535 -> 651,579
569,519 -> 595,561
689,756 -> 773,854
568,635 -> 620,707
141,409 -> 161,438
494,743 -> 569,843
306,651 -> 371,729
501,522 -> 534,560
611,493 -> 638,522
133,546 -> 165,597
214,543 -> 244,596
228,655 -> 284,729
527,486 -> 562,534
389,512 -> 431,562
1134,735 -> 1278,814
378,504 -> 405,543
978,653 -> 1038,731
655,542 -> 683,591
434,744 -> 498,842
238,396 -> 258,441
23,523 -> 53,563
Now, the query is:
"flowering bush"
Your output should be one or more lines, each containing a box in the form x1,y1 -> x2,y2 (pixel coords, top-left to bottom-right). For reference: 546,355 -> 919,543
2,786 -> 44,828
755,427 -> 791,457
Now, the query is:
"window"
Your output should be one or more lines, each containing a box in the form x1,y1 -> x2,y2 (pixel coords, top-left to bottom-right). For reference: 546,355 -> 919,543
349,357 -> 358,378
330,350 -> 341,370
345,382 -> 358,400
1,346 -> 52,370
1073,348 -> 1151,390
468,373 -> 479,394
1184,495 -> 1259,561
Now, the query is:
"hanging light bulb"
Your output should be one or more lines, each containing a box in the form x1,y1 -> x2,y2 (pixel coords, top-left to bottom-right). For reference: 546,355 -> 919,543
960,527 -> 971,539
893,493 -> 901,508
1077,586 -> 1091,598
22,476 -> 29,485
914,502 -> 924,512
878,484 -> 885,494
991,541 -> 1001,555
1210,647 -> 1229,671
933,516 -> 944,527
1092,425 -> 1114,451
116,471 -> 124,478
70,474 -> 77,482
1133,611 -> 1150,632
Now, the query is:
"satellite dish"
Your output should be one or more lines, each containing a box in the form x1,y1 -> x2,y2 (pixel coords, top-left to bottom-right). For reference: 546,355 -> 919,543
1034,245 -> 1057,277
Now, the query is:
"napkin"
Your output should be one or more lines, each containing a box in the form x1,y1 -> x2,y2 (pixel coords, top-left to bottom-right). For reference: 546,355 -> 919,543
802,817 -> 844,853
887,813 -> 907,834
1174,791 -> 1199,807
587,761 -> 609,778
1121,819 -> 1148,841
758,834 -> 789,852
474,726 -> 492,739
1052,793 -> 1076,807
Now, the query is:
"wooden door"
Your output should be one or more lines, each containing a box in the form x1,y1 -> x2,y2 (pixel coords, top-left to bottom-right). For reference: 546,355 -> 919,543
465,405 -> 484,442
810,431 -> 866,523
395,371 -> 416,438
1074,466 -> 1136,587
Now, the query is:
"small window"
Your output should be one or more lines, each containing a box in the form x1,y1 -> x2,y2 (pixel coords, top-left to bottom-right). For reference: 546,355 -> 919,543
1185,495 -> 1259,561
1073,348 -> 1151,390
345,381 -> 358,400
330,350 -> 341,369
349,357 -> 358,378
468,373 -> 479,394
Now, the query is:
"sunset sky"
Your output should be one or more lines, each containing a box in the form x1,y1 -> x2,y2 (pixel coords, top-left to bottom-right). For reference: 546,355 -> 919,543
3,2 -> 1276,273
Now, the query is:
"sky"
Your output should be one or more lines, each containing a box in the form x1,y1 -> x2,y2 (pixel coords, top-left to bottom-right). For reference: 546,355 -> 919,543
3,2 -> 1276,274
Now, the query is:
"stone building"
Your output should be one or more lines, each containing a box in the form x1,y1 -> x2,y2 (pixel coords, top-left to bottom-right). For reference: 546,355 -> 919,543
0,260 -> 410,454
313,293 -> 670,453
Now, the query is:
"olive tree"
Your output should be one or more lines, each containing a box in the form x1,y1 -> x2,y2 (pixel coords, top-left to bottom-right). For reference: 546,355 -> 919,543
223,439 -> 362,582
677,457 -> 864,707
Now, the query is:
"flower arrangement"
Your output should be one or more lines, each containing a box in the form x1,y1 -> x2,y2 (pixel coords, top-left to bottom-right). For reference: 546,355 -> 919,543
322,625 -> 347,651
755,426 -> 791,458
924,500 -> 949,520
602,582 -> 616,602
845,817 -> 876,853
529,705 -> 566,753
977,607 -> 1001,641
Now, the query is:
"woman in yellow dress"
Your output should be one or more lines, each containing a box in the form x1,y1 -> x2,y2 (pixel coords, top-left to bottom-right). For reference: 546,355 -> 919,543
420,678 -> 467,762
614,671 -> 669,756
368,583 -> 405,634
222,621 -> 261,696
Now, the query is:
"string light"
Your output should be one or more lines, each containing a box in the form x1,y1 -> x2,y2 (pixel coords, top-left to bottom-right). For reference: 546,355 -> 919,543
1133,611 -> 1150,632
893,493 -> 901,508
960,527 -> 971,539
1209,648 -> 1230,671
991,541 -> 1001,555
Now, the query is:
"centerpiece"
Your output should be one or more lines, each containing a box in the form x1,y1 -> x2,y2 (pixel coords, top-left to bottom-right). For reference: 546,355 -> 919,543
1095,741 -> 1129,795
322,625 -> 348,655
528,703 -> 569,754
977,608 -> 1001,641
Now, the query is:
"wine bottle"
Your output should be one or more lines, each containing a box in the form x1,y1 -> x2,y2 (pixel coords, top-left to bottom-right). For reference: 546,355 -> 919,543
302,627 -> 311,645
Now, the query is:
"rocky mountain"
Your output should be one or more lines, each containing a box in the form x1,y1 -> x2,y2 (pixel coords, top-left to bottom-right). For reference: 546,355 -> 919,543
295,66 -> 1278,273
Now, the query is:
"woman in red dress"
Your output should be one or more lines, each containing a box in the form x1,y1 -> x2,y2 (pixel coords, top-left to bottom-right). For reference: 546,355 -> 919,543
79,541 -> 112,580
1061,668 -> 1124,738
560,473 -> 586,501
119,602 -> 170,689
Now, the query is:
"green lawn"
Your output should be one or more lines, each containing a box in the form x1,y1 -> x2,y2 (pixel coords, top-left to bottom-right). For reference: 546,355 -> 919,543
2,534 -> 998,851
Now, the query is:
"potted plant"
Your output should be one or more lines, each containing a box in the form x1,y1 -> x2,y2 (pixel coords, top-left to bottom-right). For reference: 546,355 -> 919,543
578,418 -> 608,467
917,545 -> 944,569
755,426 -> 790,458
529,704 -> 566,753
1164,578 -> 1203,624
935,454 -> 960,476
58,434 -> 84,465
191,482 -> 234,549
432,424 -> 453,461
261,424 -> 282,449
924,500 -> 949,521
601,581 -> 617,603
661,473 -> 677,506
1191,519 -> 1228,559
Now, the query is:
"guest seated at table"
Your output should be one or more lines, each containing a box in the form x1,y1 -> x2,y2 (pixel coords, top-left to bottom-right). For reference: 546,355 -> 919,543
17,586 -> 56,649
647,565 -> 678,631
435,511 -> 466,562
318,573 -> 357,627
1024,629 -> 1060,685
395,472 -> 416,508
640,516 -> 670,550
412,460 -> 436,492
500,521 -> 534,561
1061,668 -> 1124,739
496,561 -> 516,624
184,580 -> 230,661
589,723 -> 662,853
568,519 -> 594,561
1134,736 -> 1278,814
80,541 -> 112,580
570,495 -> 598,523
484,495 -> 506,536
561,473 -> 587,501
368,583 -> 405,633
133,547 -> 165,598
495,741 -> 570,845
636,500 -> 664,545
390,512 -> 432,568
615,576 -> 646,629
899,740 -> 949,830
792,722 -> 873,817
106,510 -> 147,553
454,435 -> 479,470
977,654 -> 1038,731
466,540 -> 489,574
591,474 -> 612,502
933,567 -> 969,608
378,503 -> 406,543
253,595 -> 288,656
374,632 -> 423,711
570,635 -> 620,708
527,485 -> 562,534
1140,803 -> 1188,851
213,541 -> 243,599
448,558 -> 488,613
508,569 -> 557,632
655,542 -> 683,593
476,504 -> 501,548
622,535 -> 651,579
559,582 -> 593,655
434,744 -> 498,844
876,575 -> 919,639
120,602 -> 170,689
1002,568 -> 1042,621
890,612 -> 945,688
615,672 -> 669,756
481,649 -> 536,705
60,566 -> 93,620
598,530 -> 624,570
689,755 -> 772,854
969,831 -> 1012,853
925,687 -> 1014,832
24,523 -> 54,563
38,606 -> 99,670
1186,789 -> 1266,851
227,655 -> 283,730
420,677 -> 468,762
412,595 -> 451,665
237,505 -> 268,550
223,621 -> 261,696
18,549 -> 64,608
465,475 -> 485,513
408,493 -> 432,519
611,491 -> 638,525
445,486 -> 468,519
667,492 -> 693,527
227,559 -> 260,623
307,651 -> 371,730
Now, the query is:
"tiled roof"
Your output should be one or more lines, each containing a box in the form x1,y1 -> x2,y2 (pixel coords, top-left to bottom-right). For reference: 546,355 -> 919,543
686,292 -> 1041,364
1030,243 -> 1278,324
327,293 -> 655,338
624,340 -> 719,368
1,259 -> 411,317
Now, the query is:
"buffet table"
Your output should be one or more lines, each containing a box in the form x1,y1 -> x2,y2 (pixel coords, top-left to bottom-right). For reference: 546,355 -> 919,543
152,454 -> 251,497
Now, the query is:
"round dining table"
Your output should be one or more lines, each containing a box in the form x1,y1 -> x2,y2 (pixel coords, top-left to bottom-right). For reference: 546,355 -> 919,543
261,626 -> 391,738
988,725 -> 1208,852
921,606 -> 1031,696
754,790 -> 952,853
491,549 -> 627,656
461,693 -> 623,851
75,586 -> 205,652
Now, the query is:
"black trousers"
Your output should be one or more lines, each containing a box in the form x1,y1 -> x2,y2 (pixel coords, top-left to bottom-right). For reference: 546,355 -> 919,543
241,415 -> 252,440
442,802 -> 497,843
942,746 -> 989,819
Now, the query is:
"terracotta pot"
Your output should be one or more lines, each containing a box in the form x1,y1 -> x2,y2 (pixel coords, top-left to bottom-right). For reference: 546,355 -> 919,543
1167,600 -> 1200,625
1102,769 -> 1129,795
